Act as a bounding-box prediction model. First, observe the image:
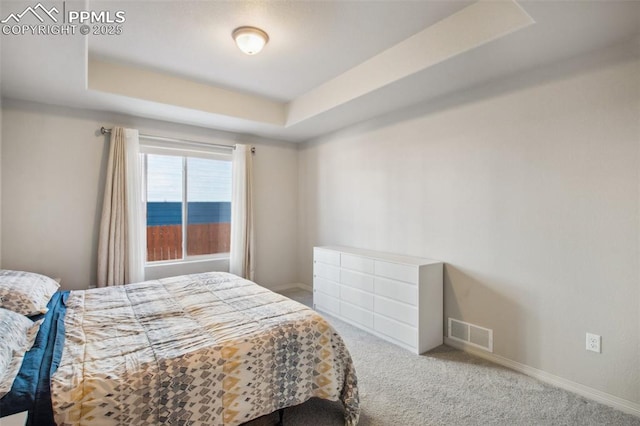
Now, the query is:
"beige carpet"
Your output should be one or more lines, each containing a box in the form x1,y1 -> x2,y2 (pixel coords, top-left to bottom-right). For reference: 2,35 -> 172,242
244,288 -> 639,426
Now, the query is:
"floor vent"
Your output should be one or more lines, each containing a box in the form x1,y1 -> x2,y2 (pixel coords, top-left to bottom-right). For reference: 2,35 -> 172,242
448,318 -> 493,352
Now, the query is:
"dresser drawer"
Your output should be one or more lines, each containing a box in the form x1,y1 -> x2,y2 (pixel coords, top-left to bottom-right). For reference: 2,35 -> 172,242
341,253 -> 374,274
375,296 -> 417,326
314,292 -> 340,316
374,277 -> 417,306
314,248 -> 340,266
374,260 -> 418,284
341,286 -> 374,311
314,277 -> 340,298
340,269 -> 374,292
374,314 -> 417,348
314,262 -> 340,282
341,301 -> 374,329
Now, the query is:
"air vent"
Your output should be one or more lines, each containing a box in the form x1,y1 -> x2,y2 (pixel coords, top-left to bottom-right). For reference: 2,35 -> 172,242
448,318 -> 493,352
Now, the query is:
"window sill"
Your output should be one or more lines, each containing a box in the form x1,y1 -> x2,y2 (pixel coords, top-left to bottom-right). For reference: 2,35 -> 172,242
144,257 -> 230,281
145,256 -> 229,268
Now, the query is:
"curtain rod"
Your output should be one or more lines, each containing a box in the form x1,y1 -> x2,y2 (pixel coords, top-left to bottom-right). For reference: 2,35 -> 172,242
100,127 -> 255,153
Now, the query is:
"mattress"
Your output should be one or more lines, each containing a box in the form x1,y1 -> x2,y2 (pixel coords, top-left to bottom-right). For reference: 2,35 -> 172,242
50,272 -> 359,425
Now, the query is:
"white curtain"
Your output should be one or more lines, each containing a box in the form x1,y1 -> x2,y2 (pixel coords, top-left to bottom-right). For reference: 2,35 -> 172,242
97,127 -> 145,287
229,144 -> 255,280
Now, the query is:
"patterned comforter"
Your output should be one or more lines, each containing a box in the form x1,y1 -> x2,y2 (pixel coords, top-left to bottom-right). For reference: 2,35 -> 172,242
50,272 -> 359,425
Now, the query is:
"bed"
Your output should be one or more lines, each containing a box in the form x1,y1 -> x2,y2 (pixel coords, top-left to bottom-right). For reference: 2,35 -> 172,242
0,271 -> 359,425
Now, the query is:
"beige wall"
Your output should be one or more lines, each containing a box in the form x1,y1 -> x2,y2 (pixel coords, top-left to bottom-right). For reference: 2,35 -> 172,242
0,10 -> 3,266
1,100 -> 299,291
0,95 -> 2,266
298,44 -> 640,405
0,92 -> 2,268
0,100 -> 2,268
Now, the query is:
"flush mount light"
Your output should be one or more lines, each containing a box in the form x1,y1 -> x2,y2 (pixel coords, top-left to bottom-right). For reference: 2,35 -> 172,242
232,26 -> 269,55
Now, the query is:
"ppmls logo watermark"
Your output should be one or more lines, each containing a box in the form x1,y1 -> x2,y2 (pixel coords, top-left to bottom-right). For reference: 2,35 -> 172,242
1,2 -> 126,36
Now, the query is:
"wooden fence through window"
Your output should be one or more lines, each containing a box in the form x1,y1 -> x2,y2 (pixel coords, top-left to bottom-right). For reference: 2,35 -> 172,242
146,224 -> 231,262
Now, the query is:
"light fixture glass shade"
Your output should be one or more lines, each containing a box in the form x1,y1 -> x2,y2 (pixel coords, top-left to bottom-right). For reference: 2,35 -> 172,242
232,27 -> 269,55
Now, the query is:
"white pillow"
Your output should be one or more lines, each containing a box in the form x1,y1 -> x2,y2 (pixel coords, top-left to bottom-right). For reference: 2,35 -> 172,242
0,269 -> 59,316
0,307 -> 42,397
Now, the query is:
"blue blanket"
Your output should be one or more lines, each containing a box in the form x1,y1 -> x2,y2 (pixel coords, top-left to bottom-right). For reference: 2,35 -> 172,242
0,291 -> 68,425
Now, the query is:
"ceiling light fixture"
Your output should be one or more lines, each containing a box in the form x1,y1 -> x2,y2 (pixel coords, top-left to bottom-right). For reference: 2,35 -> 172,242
232,26 -> 269,55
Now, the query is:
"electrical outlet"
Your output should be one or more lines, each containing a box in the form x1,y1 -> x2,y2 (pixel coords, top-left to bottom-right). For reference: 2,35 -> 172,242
586,333 -> 601,353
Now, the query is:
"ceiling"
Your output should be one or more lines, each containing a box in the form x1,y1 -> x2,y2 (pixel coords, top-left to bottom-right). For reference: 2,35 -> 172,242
1,0 -> 639,142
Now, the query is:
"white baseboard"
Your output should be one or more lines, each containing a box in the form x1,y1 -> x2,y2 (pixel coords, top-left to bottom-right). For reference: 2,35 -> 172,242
295,282 -> 313,291
444,337 -> 640,418
269,282 -> 312,292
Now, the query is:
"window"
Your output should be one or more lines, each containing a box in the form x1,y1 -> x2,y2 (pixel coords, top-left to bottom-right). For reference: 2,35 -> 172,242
144,150 -> 232,263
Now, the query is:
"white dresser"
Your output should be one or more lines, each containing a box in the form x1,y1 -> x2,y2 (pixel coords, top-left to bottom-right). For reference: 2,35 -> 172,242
313,246 -> 443,354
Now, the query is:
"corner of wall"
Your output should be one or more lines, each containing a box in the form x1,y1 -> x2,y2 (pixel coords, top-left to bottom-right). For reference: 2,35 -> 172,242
0,97 -> 3,268
0,22 -> 3,268
293,141 -> 302,286
295,140 -> 310,286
